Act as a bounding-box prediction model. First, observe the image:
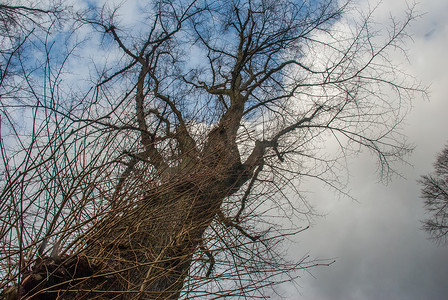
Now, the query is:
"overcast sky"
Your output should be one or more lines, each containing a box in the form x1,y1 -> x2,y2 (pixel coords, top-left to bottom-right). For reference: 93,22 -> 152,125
282,0 -> 448,299
11,0 -> 447,298
69,0 -> 448,298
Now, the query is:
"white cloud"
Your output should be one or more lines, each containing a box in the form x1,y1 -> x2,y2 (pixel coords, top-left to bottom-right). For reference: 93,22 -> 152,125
289,0 -> 448,299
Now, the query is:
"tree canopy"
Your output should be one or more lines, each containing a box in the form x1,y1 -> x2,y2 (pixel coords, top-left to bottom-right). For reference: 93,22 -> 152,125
420,145 -> 448,245
0,0 -> 423,298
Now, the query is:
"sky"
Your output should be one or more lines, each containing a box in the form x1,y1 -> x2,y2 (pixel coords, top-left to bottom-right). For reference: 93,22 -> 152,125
5,0 -> 448,299
284,0 -> 448,299
42,0 -> 448,298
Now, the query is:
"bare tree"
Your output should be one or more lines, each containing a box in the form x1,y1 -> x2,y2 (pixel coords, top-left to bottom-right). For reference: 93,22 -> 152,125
0,0 -> 424,299
420,145 -> 448,245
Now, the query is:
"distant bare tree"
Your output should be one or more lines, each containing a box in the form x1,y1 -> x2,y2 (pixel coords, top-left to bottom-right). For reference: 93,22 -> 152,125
420,145 -> 448,245
0,0 -> 424,299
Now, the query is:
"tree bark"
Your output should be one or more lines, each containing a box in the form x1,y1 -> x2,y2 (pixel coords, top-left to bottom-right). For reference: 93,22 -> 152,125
17,121 -> 259,299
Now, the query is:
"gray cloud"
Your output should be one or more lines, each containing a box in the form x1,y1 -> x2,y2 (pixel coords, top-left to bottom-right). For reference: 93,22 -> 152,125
14,0 -> 447,298
285,0 -> 448,299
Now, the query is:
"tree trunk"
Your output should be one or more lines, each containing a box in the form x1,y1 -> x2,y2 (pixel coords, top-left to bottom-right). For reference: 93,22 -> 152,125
16,70 -> 257,298
18,143 -> 253,299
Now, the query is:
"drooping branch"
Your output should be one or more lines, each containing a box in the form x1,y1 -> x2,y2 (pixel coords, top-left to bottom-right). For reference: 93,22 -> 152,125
235,164 -> 263,222
217,210 -> 260,242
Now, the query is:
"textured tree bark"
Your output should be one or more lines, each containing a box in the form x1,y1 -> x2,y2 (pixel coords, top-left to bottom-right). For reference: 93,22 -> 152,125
16,124 -> 258,299
82,168 -> 251,298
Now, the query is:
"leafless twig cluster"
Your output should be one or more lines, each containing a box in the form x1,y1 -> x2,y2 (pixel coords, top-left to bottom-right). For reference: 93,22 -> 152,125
0,0 -> 424,299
